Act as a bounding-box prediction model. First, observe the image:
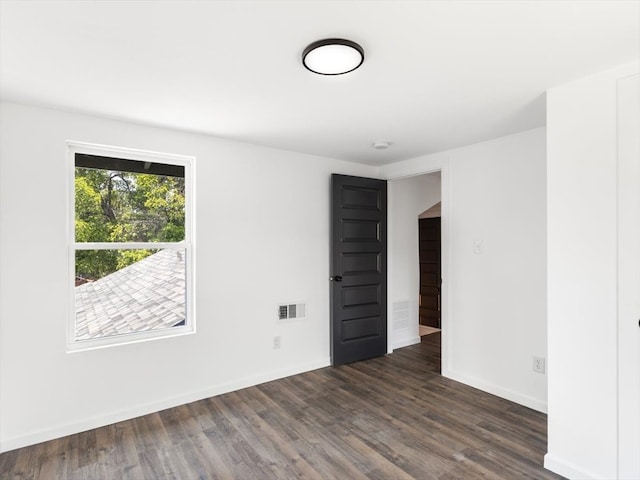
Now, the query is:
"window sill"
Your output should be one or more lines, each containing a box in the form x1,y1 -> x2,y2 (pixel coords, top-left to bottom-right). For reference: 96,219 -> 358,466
66,324 -> 196,353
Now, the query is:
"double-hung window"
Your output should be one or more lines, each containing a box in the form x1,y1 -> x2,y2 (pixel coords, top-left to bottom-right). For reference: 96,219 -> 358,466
68,142 -> 194,350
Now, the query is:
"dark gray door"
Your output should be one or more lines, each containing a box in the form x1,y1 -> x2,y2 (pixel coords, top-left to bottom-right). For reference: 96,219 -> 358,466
419,217 -> 441,328
330,174 -> 387,365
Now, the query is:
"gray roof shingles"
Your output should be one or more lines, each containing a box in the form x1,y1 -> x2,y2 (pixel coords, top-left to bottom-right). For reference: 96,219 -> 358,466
75,249 -> 185,340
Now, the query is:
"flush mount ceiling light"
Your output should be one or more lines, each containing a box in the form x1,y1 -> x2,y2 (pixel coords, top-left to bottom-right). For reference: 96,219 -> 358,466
302,39 -> 364,75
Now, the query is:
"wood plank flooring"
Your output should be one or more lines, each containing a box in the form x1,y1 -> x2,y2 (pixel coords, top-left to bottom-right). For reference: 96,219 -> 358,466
0,333 -> 565,479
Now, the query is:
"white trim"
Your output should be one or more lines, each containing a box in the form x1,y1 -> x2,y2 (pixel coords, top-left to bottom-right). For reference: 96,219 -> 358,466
74,242 -> 187,250
383,162 -> 451,372
440,160 -> 452,378
379,151 -> 447,181
67,323 -> 195,353
0,356 -> 331,454
386,180 -> 394,354
67,140 -> 194,166
544,453 -> 601,480
443,368 -> 547,413
393,335 -> 421,350
67,141 -> 195,352
615,72 -> 621,480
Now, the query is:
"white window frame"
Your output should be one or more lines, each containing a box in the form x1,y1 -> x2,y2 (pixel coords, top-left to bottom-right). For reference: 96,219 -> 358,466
67,141 -> 195,352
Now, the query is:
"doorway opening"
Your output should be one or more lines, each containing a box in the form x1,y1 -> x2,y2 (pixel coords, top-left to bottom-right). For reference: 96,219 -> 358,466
418,203 -> 441,338
388,169 -> 442,370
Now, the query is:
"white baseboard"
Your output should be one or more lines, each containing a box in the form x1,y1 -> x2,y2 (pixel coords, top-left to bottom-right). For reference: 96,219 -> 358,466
443,368 -> 547,413
393,335 -> 421,350
0,357 -> 331,453
544,453 -> 601,480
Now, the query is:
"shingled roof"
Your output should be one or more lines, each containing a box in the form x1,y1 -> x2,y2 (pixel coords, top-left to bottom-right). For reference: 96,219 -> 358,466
75,249 -> 185,340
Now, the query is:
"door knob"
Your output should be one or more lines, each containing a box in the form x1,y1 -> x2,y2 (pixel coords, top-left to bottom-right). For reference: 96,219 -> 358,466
330,275 -> 343,282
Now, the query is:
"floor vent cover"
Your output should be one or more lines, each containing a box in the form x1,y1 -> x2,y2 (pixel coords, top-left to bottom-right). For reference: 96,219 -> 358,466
393,301 -> 410,330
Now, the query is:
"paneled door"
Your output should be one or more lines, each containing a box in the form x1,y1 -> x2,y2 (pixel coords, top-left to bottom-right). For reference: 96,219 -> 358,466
330,174 -> 387,366
419,217 -> 441,328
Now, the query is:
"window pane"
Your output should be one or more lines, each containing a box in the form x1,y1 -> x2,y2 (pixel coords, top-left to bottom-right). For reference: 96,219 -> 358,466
75,161 -> 185,243
75,249 -> 186,340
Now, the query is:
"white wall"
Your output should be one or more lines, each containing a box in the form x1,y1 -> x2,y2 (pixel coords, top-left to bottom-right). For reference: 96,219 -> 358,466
617,73 -> 640,480
388,173 -> 441,349
383,127 -> 548,413
419,202 -> 441,219
545,62 -> 640,480
0,102 -> 377,452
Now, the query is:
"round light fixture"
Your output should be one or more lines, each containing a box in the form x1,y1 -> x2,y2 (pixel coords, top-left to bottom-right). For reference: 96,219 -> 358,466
302,39 -> 364,75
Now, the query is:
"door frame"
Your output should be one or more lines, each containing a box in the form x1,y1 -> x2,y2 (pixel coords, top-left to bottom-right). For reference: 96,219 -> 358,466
385,160 -> 451,376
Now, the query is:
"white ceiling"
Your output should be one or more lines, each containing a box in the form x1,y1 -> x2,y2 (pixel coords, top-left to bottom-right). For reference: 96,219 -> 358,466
1,1 -> 638,166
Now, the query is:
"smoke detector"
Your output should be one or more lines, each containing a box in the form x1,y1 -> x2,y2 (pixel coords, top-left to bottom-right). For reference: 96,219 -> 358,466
372,141 -> 391,150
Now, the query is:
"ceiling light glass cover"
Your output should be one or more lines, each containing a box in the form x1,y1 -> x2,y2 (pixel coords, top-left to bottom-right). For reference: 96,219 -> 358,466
302,39 -> 364,75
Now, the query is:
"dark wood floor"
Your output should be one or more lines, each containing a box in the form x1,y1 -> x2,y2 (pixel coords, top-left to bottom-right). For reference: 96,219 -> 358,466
0,333 -> 564,479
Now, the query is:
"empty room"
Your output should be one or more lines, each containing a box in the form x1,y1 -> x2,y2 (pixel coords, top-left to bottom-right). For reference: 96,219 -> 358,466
0,1 -> 638,479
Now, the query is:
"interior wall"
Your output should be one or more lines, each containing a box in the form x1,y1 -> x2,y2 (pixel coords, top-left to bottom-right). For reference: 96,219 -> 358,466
545,61 -> 639,480
617,73 -> 640,480
388,173 -> 441,348
419,202 -> 441,219
383,127 -> 548,413
0,102 -> 377,452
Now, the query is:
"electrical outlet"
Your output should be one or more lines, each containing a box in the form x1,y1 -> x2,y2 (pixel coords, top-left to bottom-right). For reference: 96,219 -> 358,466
273,336 -> 281,350
533,356 -> 545,374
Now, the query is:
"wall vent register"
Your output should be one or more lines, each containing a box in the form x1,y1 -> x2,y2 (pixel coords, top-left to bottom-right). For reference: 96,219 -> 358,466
278,303 -> 306,320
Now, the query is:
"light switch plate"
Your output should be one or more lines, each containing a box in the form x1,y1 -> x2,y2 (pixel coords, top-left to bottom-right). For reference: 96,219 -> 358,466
533,356 -> 546,374
473,239 -> 483,254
